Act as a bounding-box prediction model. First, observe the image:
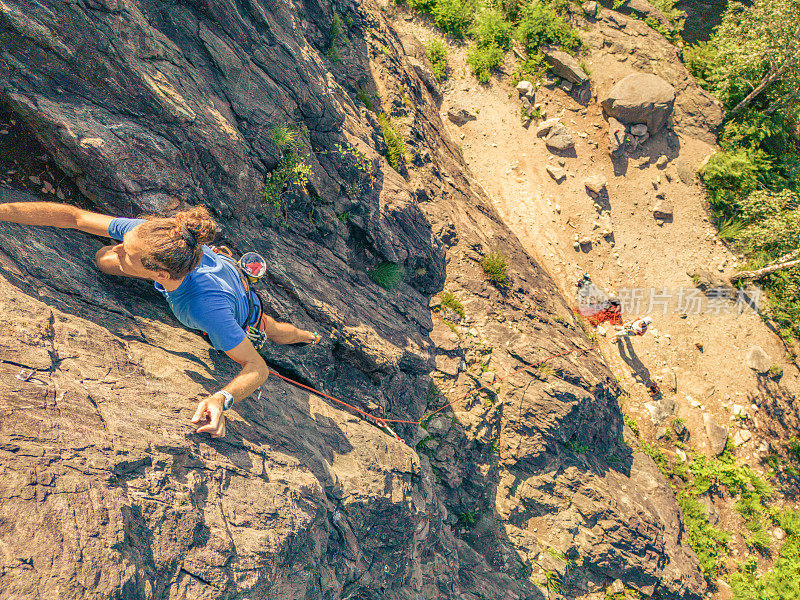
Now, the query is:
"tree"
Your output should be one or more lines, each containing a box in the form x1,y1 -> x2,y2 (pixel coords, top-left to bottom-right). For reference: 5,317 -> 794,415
690,0 -> 800,119
727,190 -> 800,282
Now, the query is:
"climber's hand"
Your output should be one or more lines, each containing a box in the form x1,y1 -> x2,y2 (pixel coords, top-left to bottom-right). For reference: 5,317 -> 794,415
192,394 -> 226,438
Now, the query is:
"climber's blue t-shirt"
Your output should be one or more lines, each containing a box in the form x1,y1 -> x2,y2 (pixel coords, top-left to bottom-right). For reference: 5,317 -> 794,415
108,218 -> 260,352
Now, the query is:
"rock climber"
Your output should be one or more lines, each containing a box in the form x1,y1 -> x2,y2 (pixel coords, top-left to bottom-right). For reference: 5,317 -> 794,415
0,201 -> 319,438
614,316 -> 653,337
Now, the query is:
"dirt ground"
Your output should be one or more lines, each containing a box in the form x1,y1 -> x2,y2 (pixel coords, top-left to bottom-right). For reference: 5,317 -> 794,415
390,5 -> 800,597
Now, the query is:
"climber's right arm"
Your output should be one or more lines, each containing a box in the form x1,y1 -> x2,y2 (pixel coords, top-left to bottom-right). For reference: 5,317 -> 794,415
0,201 -> 113,237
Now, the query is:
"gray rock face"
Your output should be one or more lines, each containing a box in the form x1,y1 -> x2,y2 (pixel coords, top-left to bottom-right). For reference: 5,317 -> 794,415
703,413 -> 729,456
448,106 -> 477,125
0,1 -> 708,599
602,73 -> 676,132
542,46 -> 590,85
747,346 -> 773,374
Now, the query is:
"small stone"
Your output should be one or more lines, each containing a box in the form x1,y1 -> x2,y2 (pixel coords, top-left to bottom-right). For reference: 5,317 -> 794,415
28,175 -> 41,185
583,1 -> 598,17
733,404 -> 747,418
554,203 -> 561,213
610,580 -> 624,595
543,74 -> 559,88
559,80 -> 574,92
703,413 -> 729,457
656,155 -> 668,168
652,199 -> 673,220
516,80 -> 534,98
558,159 -> 566,167
545,124 -> 576,151
630,124 -> 648,137
676,448 -> 687,462
688,396 -> 701,408
481,371 -> 496,384
447,106 -> 477,125
656,426 -> 667,439
774,527 -> 786,540
746,346 -> 772,374
584,175 -> 608,194
537,118 -> 561,138
733,429 -> 752,446
546,165 -> 567,183
573,241 -> 581,250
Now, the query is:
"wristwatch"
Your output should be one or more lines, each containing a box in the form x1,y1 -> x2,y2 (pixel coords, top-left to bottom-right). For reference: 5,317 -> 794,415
218,390 -> 235,411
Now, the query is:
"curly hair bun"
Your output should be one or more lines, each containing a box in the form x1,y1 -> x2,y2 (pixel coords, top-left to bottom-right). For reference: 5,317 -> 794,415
173,206 -> 217,247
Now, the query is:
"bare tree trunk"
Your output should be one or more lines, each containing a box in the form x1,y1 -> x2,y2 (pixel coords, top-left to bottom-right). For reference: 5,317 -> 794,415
729,248 -> 800,282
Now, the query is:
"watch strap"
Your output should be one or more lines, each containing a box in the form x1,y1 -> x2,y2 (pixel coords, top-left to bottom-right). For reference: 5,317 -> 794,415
219,390 -> 235,411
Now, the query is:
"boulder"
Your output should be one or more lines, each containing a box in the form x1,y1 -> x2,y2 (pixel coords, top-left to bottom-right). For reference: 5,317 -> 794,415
608,117 -> 626,157
583,1 -> 599,17
602,73 -> 676,132
703,413 -> 729,456
542,47 -> 589,85
746,346 -> 772,374
447,106 -> 477,125
546,165 -> 567,182
545,123 -> 575,151
584,175 -> 608,194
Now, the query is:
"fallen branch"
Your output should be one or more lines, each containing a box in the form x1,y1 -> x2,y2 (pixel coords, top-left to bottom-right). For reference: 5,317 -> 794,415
729,249 -> 800,282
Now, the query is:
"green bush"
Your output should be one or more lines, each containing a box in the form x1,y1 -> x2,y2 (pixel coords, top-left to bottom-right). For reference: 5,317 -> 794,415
702,150 -> 761,213
467,42 -> 505,83
481,251 -> 509,286
406,0 -> 437,13
425,38 -> 449,82
378,113 -> 406,171
470,7 -> 513,50
432,0 -> 476,39
515,3 -> 580,55
730,510 -> 800,600
369,261 -> 405,290
678,492 -> 731,581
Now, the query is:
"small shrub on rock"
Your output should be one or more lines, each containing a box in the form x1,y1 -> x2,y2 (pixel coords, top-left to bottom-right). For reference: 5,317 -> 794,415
424,39 -> 449,82
378,113 -> 406,171
481,251 -> 509,286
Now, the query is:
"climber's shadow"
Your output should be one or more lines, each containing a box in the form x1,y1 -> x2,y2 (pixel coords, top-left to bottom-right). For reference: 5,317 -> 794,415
615,335 -> 653,387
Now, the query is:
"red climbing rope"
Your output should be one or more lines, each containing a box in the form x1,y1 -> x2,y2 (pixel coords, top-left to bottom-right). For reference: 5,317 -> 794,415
267,344 -> 601,437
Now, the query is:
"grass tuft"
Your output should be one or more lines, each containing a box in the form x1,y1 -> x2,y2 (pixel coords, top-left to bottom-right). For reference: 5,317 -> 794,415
368,261 -> 405,290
